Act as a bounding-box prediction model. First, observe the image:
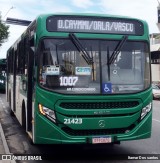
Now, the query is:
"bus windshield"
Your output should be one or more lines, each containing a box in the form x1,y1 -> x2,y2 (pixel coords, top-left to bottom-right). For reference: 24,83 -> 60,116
39,38 -> 150,94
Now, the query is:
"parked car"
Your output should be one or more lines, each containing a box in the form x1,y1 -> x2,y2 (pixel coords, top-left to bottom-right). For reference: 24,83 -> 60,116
152,84 -> 160,100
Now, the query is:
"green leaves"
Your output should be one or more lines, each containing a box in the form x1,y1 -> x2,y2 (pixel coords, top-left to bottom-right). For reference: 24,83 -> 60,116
0,15 -> 9,47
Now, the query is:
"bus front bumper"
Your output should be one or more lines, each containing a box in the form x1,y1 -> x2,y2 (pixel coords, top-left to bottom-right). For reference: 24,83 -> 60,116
34,111 -> 152,144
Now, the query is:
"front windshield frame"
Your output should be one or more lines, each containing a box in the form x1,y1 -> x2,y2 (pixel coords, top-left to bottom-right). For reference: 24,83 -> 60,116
37,37 -> 151,95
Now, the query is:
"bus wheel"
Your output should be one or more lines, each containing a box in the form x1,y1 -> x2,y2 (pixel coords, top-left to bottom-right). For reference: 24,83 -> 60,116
9,92 -> 14,116
10,109 -> 15,116
22,102 -> 26,131
28,135 -> 34,145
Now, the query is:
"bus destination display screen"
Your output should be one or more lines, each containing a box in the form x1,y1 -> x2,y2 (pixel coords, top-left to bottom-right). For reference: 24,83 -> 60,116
47,16 -> 144,35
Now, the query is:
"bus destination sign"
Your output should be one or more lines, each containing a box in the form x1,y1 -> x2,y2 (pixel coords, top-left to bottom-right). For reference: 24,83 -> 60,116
47,16 -> 144,35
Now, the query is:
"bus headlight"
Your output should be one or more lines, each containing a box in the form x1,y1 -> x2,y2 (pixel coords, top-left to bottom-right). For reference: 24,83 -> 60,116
141,103 -> 152,120
38,104 -> 56,123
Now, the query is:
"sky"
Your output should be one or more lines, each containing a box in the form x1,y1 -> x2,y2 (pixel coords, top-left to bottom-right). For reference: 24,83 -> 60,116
0,0 -> 159,58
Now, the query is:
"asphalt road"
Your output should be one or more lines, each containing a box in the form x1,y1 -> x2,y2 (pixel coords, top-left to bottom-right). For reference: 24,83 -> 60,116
0,92 -> 160,163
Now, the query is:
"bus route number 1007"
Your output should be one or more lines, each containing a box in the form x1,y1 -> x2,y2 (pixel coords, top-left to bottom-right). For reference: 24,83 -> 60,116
60,76 -> 78,86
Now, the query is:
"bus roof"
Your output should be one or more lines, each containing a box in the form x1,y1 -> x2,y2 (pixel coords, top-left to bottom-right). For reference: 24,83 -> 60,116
7,13 -> 149,53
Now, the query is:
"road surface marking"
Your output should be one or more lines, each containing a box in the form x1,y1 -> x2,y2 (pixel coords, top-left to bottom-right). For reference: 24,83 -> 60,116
153,118 -> 160,123
4,109 -> 9,114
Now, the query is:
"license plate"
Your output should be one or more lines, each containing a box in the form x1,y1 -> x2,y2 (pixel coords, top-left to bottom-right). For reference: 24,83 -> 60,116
92,136 -> 112,144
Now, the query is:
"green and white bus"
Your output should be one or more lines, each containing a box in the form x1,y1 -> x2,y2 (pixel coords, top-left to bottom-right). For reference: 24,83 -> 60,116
6,13 -> 152,144
0,58 -> 6,92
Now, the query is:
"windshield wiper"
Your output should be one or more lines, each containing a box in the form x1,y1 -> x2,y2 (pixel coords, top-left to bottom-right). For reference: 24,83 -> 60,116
109,35 -> 128,64
69,33 -> 93,64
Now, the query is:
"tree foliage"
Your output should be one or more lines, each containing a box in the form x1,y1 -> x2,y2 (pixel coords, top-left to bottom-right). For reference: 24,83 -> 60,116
0,15 -> 9,47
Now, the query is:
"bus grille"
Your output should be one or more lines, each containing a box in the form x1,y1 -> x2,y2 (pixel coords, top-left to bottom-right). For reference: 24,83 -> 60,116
60,101 -> 139,109
61,126 -> 134,136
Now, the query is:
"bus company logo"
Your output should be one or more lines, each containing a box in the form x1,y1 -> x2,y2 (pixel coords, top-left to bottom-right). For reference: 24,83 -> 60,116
98,120 -> 105,128
75,67 -> 91,75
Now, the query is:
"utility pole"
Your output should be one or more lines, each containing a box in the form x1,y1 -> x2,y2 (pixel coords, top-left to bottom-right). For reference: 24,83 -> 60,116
2,6 -> 31,26
157,0 -> 160,30
3,6 -> 15,19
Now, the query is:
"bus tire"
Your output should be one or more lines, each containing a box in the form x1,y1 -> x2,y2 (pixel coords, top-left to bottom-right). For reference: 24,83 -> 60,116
28,135 -> 34,145
10,109 -> 15,116
22,102 -> 26,131
9,92 -> 14,116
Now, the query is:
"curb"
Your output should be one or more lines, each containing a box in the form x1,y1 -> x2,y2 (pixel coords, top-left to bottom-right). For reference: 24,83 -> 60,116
0,123 -> 16,163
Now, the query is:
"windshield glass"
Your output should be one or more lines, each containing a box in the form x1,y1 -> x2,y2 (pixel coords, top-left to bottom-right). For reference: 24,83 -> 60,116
39,38 -> 150,94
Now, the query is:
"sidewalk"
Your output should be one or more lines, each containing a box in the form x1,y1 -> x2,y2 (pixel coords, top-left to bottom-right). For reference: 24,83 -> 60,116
0,123 -> 5,154
0,98 -> 8,154
0,113 -> 16,163
0,97 -> 14,162
0,123 -> 16,163
0,122 -> 9,155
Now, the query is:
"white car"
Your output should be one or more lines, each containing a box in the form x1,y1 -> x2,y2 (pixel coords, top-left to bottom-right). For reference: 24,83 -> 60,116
152,84 -> 160,100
